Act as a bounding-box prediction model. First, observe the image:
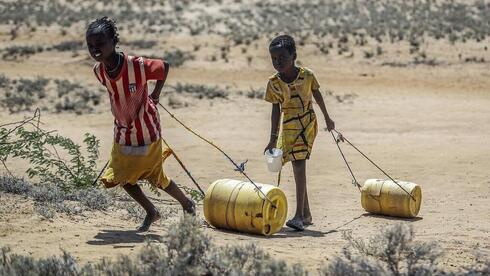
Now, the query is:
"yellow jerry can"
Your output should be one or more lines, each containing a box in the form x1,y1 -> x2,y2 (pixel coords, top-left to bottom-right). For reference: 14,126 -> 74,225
361,179 -> 422,218
204,179 -> 287,235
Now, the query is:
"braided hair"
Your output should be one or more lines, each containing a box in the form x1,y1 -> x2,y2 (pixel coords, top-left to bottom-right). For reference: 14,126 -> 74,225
269,34 -> 296,55
86,17 -> 119,45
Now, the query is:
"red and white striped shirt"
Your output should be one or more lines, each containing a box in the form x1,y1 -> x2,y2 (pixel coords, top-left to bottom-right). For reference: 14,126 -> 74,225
93,53 -> 165,146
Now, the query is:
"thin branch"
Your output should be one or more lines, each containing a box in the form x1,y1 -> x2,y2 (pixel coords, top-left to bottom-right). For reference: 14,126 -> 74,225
1,160 -> 14,178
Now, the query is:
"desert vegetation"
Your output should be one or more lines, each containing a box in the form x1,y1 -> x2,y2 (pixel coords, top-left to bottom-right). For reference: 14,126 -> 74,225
0,75 -> 102,114
0,218 -> 488,275
0,0 -> 487,67
0,111 -> 203,220
0,0 -> 488,274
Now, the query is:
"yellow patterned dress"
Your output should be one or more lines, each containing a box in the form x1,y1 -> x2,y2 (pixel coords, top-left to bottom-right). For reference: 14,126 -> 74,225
265,67 -> 319,163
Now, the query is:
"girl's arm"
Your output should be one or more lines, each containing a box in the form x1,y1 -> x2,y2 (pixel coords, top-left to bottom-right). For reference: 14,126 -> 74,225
264,103 -> 281,153
312,88 -> 335,131
150,62 -> 170,104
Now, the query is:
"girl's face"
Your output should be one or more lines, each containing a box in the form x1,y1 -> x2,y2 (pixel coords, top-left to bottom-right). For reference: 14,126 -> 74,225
86,31 -> 115,62
269,47 -> 295,73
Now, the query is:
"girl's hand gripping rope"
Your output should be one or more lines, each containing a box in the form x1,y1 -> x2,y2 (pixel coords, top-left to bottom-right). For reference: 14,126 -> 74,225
324,116 -> 335,132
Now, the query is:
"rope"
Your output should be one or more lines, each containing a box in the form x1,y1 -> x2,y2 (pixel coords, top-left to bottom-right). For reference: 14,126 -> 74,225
91,160 -> 108,187
158,102 -> 278,209
331,129 -> 417,202
277,169 -> 282,187
330,132 -> 361,191
160,136 -> 205,196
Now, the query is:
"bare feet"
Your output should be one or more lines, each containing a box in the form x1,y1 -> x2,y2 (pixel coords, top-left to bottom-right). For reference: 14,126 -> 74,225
303,215 -> 313,226
137,210 -> 161,232
183,199 -> 196,216
286,218 -> 304,231
303,206 -> 313,225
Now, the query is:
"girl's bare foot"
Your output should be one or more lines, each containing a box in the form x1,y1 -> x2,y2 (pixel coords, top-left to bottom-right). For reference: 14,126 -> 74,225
137,210 -> 161,232
286,217 -> 304,231
303,215 -> 313,226
183,199 -> 196,216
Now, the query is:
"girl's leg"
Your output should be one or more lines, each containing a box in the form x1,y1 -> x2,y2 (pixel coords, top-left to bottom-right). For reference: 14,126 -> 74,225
162,180 -> 195,215
303,185 -> 312,225
123,183 -> 160,232
287,159 -> 306,230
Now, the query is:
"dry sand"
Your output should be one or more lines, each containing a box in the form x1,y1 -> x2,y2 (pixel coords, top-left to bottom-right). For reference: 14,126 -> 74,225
0,32 -> 489,272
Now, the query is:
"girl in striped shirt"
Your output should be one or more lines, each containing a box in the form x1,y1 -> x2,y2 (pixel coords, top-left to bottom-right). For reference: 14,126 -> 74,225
86,17 -> 195,232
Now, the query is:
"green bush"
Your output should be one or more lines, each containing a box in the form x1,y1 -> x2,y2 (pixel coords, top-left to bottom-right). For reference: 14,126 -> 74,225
0,114 -> 100,191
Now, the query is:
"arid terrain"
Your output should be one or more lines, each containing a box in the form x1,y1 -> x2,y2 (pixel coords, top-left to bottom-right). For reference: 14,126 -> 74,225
0,0 -> 489,274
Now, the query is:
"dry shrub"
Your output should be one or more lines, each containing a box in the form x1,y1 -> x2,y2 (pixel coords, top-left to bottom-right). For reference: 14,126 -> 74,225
0,175 -> 112,218
0,216 -> 305,276
321,223 -> 489,276
322,223 -> 441,276
0,219 -> 488,275
0,247 -> 79,276
89,216 -> 306,276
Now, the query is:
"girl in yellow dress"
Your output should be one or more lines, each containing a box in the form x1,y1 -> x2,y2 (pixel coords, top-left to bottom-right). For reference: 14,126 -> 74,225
264,35 -> 335,231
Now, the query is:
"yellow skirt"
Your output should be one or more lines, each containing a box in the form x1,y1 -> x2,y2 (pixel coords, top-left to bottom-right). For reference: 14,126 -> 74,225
278,109 -> 318,163
101,139 -> 171,189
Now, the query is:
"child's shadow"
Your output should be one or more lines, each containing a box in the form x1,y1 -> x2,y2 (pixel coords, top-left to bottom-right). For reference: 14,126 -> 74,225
273,227 -> 336,238
210,215 -> 364,239
87,229 -> 162,246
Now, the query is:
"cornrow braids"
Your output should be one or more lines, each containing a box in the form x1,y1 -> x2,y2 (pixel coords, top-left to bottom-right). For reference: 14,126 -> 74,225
269,34 -> 296,55
86,17 -> 119,45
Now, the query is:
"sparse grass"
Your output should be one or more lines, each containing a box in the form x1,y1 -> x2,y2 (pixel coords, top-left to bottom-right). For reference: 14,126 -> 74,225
52,40 -> 84,52
123,39 -> 157,49
163,49 -> 195,67
0,75 -> 102,114
321,223 -> 441,275
320,223 -> 490,276
54,79 -> 101,114
0,175 -> 112,218
171,83 -> 228,99
0,216 -> 307,275
148,49 -> 194,67
245,87 -> 265,99
1,1 -> 487,66
0,219 -> 488,275
1,45 -> 43,60
0,76 -> 49,113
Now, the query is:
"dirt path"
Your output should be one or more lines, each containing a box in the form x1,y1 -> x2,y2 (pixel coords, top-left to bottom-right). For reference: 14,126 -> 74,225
1,55 -> 489,271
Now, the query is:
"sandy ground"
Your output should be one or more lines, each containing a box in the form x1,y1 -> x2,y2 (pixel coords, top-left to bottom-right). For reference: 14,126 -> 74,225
1,35 -> 490,272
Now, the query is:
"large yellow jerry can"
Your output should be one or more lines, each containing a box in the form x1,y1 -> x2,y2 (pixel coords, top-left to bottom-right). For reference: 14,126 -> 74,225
361,179 -> 422,218
204,179 -> 288,236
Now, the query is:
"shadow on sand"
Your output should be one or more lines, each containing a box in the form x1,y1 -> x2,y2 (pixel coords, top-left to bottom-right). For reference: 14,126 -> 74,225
209,213 -> 423,238
210,214 -> 364,239
87,229 -> 162,246
361,213 -> 423,222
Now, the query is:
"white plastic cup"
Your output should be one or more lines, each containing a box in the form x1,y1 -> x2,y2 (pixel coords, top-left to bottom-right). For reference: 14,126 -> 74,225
264,148 -> 283,172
